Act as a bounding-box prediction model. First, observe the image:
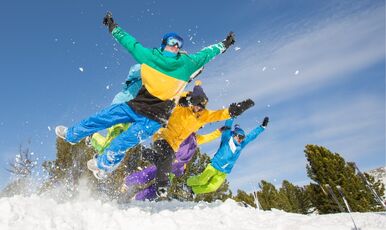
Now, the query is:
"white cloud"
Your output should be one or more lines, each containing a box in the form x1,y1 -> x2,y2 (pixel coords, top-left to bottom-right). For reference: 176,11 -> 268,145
202,6 -> 384,106
198,5 -> 385,192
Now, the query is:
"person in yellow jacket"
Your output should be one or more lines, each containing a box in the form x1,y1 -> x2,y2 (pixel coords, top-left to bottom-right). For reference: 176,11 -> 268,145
123,127 -> 224,201
142,81 -> 255,197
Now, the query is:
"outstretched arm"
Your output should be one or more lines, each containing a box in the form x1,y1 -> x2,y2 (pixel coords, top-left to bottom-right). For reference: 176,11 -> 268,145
187,31 -> 236,69
200,98 -> 255,123
188,42 -> 226,69
241,117 -> 269,147
103,13 -> 154,64
196,129 -> 222,145
242,126 -> 265,147
200,108 -> 231,124
112,27 -> 154,64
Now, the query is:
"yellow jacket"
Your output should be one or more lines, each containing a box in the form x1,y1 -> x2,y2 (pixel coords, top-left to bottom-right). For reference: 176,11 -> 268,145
154,105 -> 231,151
196,129 -> 222,145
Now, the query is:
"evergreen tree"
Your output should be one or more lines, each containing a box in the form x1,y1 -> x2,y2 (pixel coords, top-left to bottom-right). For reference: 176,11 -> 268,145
305,144 -> 384,213
233,189 -> 257,208
40,138 -> 96,196
98,145 -> 146,199
256,180 -> 283,210
279,180 -> 312,214
1,144 -> 37,197
41,138 -> 147,200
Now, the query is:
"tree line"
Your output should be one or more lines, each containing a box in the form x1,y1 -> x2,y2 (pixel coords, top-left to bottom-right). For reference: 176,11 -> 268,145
2,139 -> 384,214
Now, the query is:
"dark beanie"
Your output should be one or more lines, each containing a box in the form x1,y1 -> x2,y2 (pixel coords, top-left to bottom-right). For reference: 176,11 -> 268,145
190,81 -> 208,108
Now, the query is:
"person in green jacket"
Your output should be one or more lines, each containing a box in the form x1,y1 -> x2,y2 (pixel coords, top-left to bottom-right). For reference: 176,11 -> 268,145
55,12 -> 236,183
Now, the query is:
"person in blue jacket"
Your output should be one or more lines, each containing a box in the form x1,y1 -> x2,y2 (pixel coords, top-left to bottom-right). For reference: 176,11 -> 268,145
111,64 -> 142,105
85,64 -> 142,154
187,117 -> 269,194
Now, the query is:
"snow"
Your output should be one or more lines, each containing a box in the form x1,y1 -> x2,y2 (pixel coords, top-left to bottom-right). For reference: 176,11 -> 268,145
0,194 -> 385,230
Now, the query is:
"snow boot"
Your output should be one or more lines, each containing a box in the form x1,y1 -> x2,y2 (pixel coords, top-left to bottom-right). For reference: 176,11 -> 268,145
156,187 -> 168,198
85,135 -> 93,148
87,155 -> 108,180
154,187 -> 172,202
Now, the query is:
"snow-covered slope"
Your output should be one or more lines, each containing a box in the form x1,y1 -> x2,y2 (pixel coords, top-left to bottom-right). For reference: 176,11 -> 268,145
0,194 -> 385,230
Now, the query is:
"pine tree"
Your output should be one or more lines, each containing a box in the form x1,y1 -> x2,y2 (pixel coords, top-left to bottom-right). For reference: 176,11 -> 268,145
40,138 -> 147,200
1,144 -> 37,197
279,180 -> 312,214
40,138 -> 96,197
256,180 -> 283,210
305,144 -> 384,213
233,189 -> 257,208
98,145 -> 146,200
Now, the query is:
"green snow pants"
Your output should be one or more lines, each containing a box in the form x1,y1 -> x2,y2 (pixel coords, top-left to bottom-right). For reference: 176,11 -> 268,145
91,123 -> 130,153
187,164 -> 227,194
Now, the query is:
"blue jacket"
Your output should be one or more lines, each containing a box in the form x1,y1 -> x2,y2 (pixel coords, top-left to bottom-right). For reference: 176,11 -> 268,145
111,64 -> 142,105
211,119 -> 265,174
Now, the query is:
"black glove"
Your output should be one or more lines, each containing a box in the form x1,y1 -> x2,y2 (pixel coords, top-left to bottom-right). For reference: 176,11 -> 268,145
219,126 -> 231,132
177,92 -> 192,107
228,99 -> 254,117
222,31 -> 236,51
103,11 -> 118,33
261,117 -> 269,127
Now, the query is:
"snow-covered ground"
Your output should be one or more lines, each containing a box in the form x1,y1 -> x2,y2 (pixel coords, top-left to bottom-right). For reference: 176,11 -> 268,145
0,193 -> 385,230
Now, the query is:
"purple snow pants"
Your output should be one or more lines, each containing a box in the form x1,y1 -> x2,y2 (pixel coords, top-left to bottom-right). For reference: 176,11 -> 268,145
124,133 -> 197,200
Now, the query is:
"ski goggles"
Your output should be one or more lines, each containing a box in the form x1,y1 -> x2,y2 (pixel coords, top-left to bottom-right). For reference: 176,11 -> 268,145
235,134 -> 245,140
166,36 -> 183,48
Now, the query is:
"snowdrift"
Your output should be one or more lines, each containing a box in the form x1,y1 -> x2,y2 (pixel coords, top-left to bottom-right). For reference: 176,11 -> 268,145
1,193 -> 385,230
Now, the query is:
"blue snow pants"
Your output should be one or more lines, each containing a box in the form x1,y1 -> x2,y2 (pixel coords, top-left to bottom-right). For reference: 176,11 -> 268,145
66,103 -> 161,172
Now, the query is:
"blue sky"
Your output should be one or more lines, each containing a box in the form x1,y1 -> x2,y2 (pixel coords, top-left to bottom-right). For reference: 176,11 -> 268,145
0,0 -> 384,192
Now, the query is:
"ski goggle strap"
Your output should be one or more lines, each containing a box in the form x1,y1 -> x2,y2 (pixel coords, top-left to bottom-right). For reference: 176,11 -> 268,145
166,36 -> 183,48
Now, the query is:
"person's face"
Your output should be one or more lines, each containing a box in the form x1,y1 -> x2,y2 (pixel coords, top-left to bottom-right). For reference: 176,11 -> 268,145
192,105 -> 204,113
233,134 -> 245,144
164,44 -> 180,54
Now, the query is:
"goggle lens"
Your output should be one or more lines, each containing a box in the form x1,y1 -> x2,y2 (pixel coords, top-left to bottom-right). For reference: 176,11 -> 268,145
236,134 -> 245,140
166,37 -> 183,48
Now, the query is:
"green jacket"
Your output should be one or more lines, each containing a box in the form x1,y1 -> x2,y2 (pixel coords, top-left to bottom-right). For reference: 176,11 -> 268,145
112,27 -> 225,124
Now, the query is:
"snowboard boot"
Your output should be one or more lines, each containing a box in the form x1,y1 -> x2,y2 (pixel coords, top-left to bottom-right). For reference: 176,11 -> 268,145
156,187 -> 168,198
55,126 -> 75,145
84,135 -> 93,148
87,155 -> 108,180
154,186 -> 171,201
